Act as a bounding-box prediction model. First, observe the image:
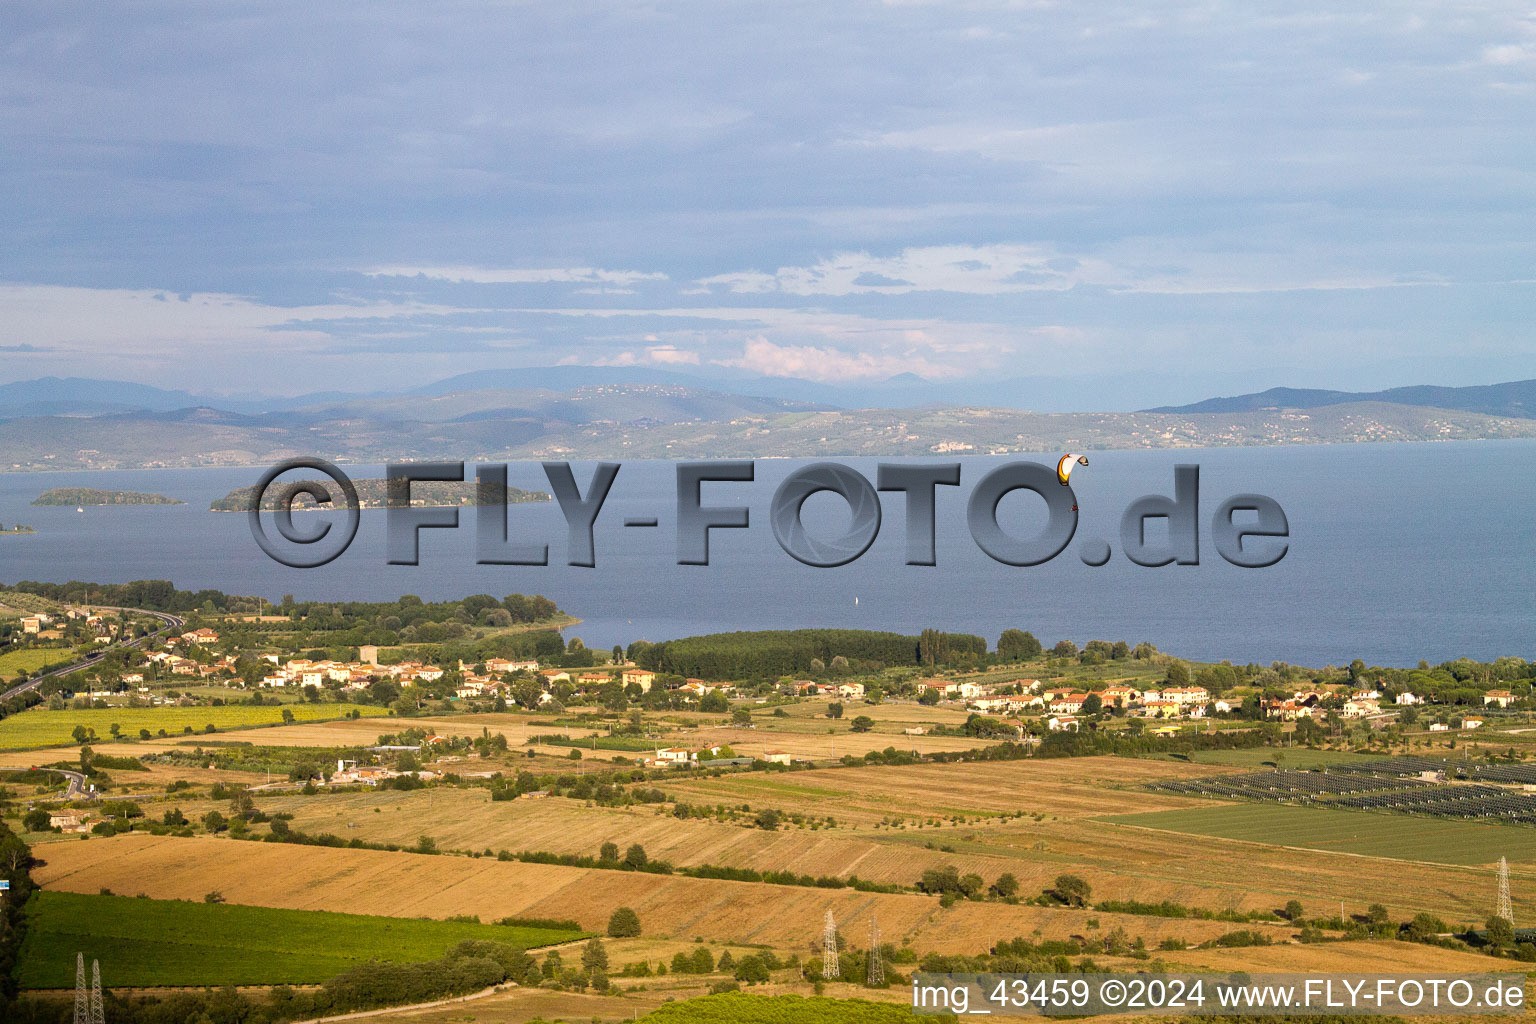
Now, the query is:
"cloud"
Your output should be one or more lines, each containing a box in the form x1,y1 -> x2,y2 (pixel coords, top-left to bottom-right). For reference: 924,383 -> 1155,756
693,244 -> 1116,295
362,265 -> 669,288
0,283 -> 470,360
717,337 -> 958,381
690,243 -> 1438,297
1481,43 -> 1533,65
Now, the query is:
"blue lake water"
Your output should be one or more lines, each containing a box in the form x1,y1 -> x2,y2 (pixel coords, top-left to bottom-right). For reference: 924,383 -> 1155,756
0,441 -> 1532,668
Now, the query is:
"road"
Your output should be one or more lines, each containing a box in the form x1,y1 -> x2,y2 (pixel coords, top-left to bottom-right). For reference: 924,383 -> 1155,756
0,607 -> 185,703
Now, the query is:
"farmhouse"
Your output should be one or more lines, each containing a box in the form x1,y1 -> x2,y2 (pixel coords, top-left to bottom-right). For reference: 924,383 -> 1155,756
837,682 -> 866,699
1341,699 -> 1380,718
1162,685 -> 1210,705
621,668 -> 656,692
1141,700 -> 1181,719
1099,684 -> 1140,708
1048,693 -> 1087,714
21,616 -> 43,634
1396,692 -> 1424,705
1045,715 -> 1079,732
1485,690 -> 1515,707
761,750 -> 793,765
1266,699 -> 1314,720
1428,722 -> 1450,732
1462,717 -> 1484,729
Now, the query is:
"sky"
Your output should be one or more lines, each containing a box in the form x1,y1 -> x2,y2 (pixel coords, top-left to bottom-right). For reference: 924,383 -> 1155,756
1,1 -> 1533,408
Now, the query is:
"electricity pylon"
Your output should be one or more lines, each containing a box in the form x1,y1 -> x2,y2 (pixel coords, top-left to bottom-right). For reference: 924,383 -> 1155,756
89,959 -> 105,1024
866,915 -> 884,987
822,909 -> 839,978
1497,856 -> 1514,925
72,954 -> 88,1024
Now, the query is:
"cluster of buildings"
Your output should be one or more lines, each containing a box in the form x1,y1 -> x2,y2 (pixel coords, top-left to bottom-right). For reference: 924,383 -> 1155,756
642,744 -> 789,769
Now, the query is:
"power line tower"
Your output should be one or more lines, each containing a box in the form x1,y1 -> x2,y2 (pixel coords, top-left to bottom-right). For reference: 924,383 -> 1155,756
72,954 -> 88,1024
822,909 -> 840,979
1497,856 -> 1514,925
89,959 -> 105,1024
866,914 -> 884,987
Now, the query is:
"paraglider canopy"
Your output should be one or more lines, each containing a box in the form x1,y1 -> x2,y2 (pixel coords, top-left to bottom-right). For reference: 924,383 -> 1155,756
1056,453 -> 1088,486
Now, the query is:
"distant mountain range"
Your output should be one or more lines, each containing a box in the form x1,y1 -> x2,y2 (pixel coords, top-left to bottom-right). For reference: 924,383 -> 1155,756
1,372 -> 1533,472
1144,380 -> 1536,420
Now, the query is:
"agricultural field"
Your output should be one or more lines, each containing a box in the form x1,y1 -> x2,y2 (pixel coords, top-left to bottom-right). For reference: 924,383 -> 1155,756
661,757 -> 1226,825
16,890 -> 584,988
0,702 -> 391,750
29,835 -> 1280,954
1101,803 -> 1536,866
1150,747 -> 1381,770
0,647 -> 73,676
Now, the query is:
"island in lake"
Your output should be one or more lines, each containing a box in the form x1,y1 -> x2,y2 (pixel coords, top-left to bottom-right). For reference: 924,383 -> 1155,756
211,478 -> 551,511
33,487 -> 184,506
0,523 -> 36,534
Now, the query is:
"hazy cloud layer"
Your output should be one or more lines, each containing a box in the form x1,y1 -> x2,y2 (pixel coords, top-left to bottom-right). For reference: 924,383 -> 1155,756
1,2 -> 1532,401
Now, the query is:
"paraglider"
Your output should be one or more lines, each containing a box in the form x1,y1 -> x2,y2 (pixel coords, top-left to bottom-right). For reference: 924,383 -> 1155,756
1056,453 -> 1088,486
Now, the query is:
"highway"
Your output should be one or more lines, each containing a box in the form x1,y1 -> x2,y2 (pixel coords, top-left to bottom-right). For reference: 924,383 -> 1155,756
0,607 -> 185,703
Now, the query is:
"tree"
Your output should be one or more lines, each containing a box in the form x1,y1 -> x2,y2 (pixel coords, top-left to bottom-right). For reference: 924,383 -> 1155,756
1081,693 -> 1103,716
755,808 -> 781,831
917,688 -> 940,706
997,629 -> 1042,661
734,954 -> 770,983
850,715 -> 874,733
826,702 -> 844,719
1284,899 -> 1306,922
691,946 -> 715,974
599,841 -> 619,863
1052,640 -> 1078,659
1366,903 -> 1391,926
581,937 -> 610,972
1052,873 -> 1091,907
959,873 -> 985,898
624,843 -> 648,869
731,708 -> 753,726
23,808 -> 51,832
281,707 -> 296,724
607,906 -> 641,937
700,690 -> 730,714
1165,661 -> 1190,687
992,873 -> 1020,900
202,810 -> 228,833
1486,915 -> 1515,949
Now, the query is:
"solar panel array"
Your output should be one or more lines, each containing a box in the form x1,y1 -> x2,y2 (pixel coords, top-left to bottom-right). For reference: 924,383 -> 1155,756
1327,756 -> 1536,786
1149,760 -> 1536,824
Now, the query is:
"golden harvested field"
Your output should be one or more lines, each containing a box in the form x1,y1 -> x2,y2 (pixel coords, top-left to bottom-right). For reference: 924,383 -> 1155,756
1159,938 -> 1515,974
31,835 -> 1276,954
253,788 -> 1531,923
661,757 -> 1234,824
246,786 -> 1097,888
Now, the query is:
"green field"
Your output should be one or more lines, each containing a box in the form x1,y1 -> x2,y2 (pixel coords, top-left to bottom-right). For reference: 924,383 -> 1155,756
0,703 -> 390,750
0,648 -> 73,676
17,891 -> 585,987
1147,748 -> 1379,770
1102,803 -> 1536,866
